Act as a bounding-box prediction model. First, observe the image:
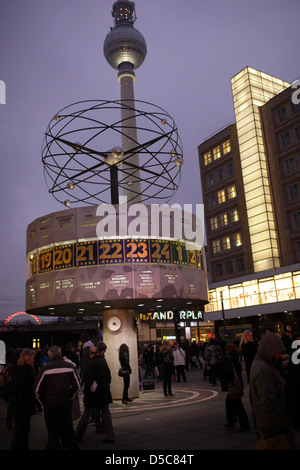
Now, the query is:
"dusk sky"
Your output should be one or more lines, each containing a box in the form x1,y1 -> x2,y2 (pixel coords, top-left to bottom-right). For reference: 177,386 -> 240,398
0,0 -> 299,321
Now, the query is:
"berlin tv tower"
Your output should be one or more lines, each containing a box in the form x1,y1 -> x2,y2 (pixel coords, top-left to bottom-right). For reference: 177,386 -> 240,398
104,0 -> 147,203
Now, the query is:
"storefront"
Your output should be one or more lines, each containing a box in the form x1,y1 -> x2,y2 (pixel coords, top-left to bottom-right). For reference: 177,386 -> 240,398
137,309 -> 215,347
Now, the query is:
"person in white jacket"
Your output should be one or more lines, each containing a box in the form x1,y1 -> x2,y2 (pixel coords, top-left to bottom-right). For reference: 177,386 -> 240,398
173,342 -> 186,383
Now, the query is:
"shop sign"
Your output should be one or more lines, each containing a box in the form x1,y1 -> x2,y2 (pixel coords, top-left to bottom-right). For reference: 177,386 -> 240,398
141,310 -> 203,321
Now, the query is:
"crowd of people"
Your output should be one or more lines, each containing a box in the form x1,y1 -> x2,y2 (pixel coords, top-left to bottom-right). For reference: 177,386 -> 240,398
0,328 -> 299,450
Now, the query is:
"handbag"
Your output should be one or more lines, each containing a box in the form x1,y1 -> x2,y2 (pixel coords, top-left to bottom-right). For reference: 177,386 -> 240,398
226,357 -> 244,399
118,368 -> 130,377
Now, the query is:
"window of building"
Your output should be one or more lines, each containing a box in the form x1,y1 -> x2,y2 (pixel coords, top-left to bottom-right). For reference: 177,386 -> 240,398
208,194 -> 216,208
233,232 -> 243,247
215,263 -> 223,277
206,173 -> 214,187
225,260 -> 234,274
223,140 -> 231,154
218,189 -> 226,204
204,151 -> 212,166
236,257 -> 245,272
295,125 -> 300,141
284,156 -> 295,174
291,102 -> 300,115
296,241 -> 300,259
225,162 -> 233,177
220,212 -> 228,227
280,131 -> 291,148
275,106 -> 287,123
223,236 -> 231,250
231,209 -> 239,223
210,216 -> 218,231
212,239 -> 221,254
288,183 -> 299,201
215,168 -> 223,181
213,146 -> 221,160
292,211 -> 300,229
228,185 -> 237,199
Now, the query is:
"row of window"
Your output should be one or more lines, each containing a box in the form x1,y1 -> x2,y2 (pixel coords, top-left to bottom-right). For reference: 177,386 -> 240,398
210,208 -> 239,231
292,211 -> 300,229
279,124 -> 300,149
207,184 -> 237,209
205,162 -> 234,187
204,140 -> 231,166
275,101 -> 300,124
214,257 -> 245,278
282,153 -> 300,175
287,182 -> 299,202
212,232 -> 243,254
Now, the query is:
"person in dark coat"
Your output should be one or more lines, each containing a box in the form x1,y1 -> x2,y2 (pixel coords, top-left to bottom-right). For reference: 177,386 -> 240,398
222,343 -> 249,432
240,330 -> 258,383
76,343 -> 115,443
118,343 -> 132,404
285,332 -> 300,432
159,340 -> 174,397
10,348 -> 36,450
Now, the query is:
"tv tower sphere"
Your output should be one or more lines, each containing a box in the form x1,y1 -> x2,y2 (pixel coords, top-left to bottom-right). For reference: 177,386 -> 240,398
103,0 -> 147,75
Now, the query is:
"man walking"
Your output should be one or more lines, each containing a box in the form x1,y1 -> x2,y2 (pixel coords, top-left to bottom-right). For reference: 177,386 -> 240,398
76,342 -> 115,444
35,345 -> 80,450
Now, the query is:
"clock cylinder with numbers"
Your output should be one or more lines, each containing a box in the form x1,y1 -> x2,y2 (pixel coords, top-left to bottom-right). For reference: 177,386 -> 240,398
26,204 -> 208,398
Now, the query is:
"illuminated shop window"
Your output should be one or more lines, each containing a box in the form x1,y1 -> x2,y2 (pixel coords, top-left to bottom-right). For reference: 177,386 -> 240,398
223,140 -> 231,154
218,189 -> 226,204
32,338 -> 40,349
204,151 -> 212,166
293,272 -> 300,297
206,269 -> 300,313
210,216 -> 218,231
228,185 -> 237,199
212,239 -> 221,254
213,146 -> 221,160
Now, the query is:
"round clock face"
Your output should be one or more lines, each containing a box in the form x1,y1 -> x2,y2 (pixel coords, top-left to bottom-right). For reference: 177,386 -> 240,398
107,316 -> 121,332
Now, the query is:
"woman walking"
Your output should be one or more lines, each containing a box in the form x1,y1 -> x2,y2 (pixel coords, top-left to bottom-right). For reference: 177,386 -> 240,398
159,340 -> 174,397
118,343 -> 132,404
10,348 -> 36,450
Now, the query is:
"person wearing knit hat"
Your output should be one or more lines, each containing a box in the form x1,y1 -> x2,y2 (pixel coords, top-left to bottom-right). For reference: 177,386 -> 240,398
250,333 -> 297,450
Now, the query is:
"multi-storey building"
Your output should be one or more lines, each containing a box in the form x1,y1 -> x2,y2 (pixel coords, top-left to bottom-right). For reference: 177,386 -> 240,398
198,66 -> 300,338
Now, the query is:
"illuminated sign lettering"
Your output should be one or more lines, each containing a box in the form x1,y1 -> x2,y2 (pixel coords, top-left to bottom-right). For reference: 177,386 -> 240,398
140,310 -> 203,321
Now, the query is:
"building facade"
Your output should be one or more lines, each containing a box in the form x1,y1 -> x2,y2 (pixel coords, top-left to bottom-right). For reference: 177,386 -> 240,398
198,67 -> 300,338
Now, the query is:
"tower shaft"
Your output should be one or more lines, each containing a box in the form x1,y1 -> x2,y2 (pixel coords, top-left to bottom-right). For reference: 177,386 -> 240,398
104,0 -> 147,203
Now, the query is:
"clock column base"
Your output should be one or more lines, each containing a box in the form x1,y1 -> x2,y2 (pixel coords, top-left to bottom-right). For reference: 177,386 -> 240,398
103,309 -> 139,400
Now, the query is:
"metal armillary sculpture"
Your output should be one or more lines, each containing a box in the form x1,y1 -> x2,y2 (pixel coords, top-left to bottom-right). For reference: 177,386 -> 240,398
42,99 -> 184,206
